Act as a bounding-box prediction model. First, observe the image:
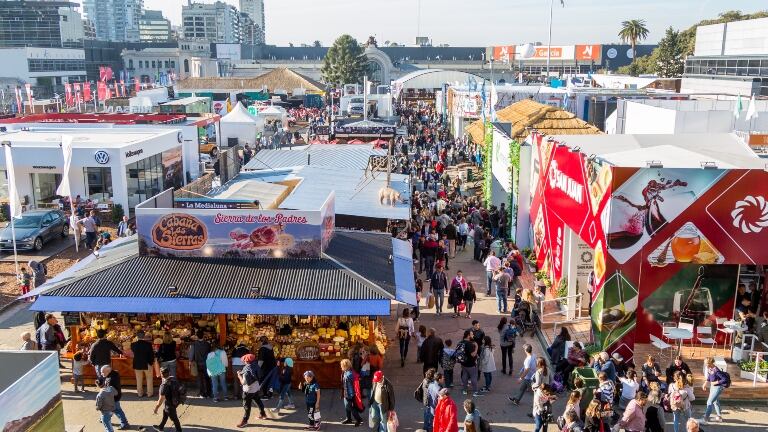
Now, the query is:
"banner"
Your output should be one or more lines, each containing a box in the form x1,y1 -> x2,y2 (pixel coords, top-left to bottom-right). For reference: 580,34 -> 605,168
83,82 -> 92,102
575,44 -> 602,61
491,45 -> 515,62
14,87 -> 22,113
55,135 -> 74,197
134,78 -> 141,93
64,83 -> 73,107
72,83 -> 81,104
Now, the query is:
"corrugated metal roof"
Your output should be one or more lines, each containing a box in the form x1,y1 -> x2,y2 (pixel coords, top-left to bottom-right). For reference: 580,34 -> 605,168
243,144 -> 386,171
46,255 -> 389,300
325,231 -> 397,296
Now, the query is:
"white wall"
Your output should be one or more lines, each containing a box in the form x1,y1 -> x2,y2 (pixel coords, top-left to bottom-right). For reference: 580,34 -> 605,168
680,77 -> 759,96
622,101 -> 677,134
723,17 -> 768,56
694,23 -> 726,56
617,99 -> 768,134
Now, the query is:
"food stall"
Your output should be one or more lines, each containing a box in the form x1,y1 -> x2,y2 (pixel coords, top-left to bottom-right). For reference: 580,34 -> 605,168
63,312 -> 388,387
28,189 -> 415,388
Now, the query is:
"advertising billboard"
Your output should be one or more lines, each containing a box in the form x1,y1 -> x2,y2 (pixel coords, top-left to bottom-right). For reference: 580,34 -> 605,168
137,193 -> 335,258
492,45 -> 516,62
575,44 -> 602,61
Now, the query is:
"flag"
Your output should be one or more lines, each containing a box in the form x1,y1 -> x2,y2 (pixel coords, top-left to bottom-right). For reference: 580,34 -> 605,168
83,82 -> 92,102
490,82 -> 498,122
733,94 -> 743,119
56,135 -> 74,197
97,82 -> 106,101
73,83 -> 81,104
134,78 -> 140,93
4,145 -> 21,218
14,87 -> 22,113
64,83 -> 73,107
745,94 -> 758,121
24,83 -> 33,110
120,80 -> 126,98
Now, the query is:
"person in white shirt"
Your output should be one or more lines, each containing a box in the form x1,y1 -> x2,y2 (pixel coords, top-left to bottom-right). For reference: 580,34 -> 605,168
618,370 -> 641,411
483,251 -> 502,295
457,218 -> 469,251
397,309 -> 416,368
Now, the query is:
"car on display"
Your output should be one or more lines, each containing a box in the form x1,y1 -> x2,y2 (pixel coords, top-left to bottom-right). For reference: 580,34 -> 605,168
347,97 -> 364,116
199,138 -> 218,158
0,209 -> 69,251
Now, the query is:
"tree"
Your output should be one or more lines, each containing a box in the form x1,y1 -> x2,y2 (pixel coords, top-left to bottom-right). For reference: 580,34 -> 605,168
321,34 -> 368,85
313,40 -> 322,47
617,52 -> 656,76
618,19 -> 650,61
655,27 -> 685,77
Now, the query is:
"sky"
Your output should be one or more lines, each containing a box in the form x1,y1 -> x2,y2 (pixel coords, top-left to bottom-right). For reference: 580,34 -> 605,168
142,0 -> 767,47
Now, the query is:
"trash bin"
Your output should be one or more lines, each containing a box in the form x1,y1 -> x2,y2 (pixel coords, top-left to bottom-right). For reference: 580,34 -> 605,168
571,367 -> 599,401
466,168 -> 474,182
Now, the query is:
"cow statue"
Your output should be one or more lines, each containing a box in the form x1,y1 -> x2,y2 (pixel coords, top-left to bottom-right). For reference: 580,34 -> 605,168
378,187 -> 401,206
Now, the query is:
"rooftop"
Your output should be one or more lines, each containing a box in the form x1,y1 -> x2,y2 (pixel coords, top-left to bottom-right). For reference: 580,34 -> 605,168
177,67 -> 324,93
548,133 -> 764,169
0,128 -> 178,149
243,144 -> 386,171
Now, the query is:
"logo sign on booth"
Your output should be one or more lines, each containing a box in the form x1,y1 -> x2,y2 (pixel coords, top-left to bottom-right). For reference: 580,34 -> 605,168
492,46 -> 516,62
94,150 -> 110,164
575,45 -> 602,61
137,193 -> 335,259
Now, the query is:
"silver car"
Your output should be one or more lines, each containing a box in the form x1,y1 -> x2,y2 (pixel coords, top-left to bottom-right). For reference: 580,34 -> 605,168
0,210 -> 69,251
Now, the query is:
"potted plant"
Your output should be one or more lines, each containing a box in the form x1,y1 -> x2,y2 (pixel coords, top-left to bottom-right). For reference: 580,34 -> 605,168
557,278 -> 569,307
738,359 -> 768,382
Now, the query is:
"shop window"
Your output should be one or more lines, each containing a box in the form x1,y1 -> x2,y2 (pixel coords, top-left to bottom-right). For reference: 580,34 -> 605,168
184,59 -> 189,73
85,167 -> 113,201
151,61 -> 156,69
128,59 -> 133,69
31,173 -> 62,208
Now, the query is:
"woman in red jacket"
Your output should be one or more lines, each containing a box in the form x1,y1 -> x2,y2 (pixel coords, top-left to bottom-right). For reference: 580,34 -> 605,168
433,388 -> 459,432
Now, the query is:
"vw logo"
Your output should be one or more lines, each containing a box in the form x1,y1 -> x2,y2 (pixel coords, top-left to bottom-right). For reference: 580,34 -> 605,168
94,150 -> 110,164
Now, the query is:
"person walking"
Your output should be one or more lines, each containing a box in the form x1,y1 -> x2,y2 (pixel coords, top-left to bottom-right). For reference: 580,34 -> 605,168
431,264 -> 448,316
117,215 -> 131,237
457,330 -> 481,397
301,371 -> 322,430
72,351 -> 89,392
188,330 -> 211,398
493,267 -> 511,313
206,341 -> 228,402
509,344 -> 537,405
498,317 -> 517,375
89,329 -> 123,379
421,328 -> 444,373
483,251 -> 501,295
440,340 -> 456,389
669,372 -> 694,432
701,357 -> 728,423
370,371 -> 396,432
100,365 -> 130,430
583,397 -> 610,432
478,336 -> 496,393
340,359 -> 363,426
96,376 -> 117,432
237,354 -> 267,428
433,388 -> 458,432
35,313 -> 59,351
152,366 -> 183,432
131,330 -> 155,397
397,309 -> 415,367
78,209 -> 100,249
419,369 -> 437,432
257,336 -> 277,398
448,276 -> 464,318
644,390 -> 666,432
273,357 -> 295,413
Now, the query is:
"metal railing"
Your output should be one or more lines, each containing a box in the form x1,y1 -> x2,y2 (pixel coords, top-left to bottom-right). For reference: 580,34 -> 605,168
539,293 -> 584,321
747,351 -> 768,388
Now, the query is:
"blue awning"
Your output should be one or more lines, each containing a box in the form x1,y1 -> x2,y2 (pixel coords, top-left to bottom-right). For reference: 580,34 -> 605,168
31,296 -> 392,316
392,238 -> 416,306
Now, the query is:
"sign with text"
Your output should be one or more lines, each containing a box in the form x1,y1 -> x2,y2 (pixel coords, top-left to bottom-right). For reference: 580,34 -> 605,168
137,193 -> 334,259
575,44 -> 602,61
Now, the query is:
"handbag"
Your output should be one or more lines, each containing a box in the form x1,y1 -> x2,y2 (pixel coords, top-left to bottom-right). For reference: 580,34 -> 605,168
153,360 -> 161,378
457,302 -> 466,312
313,411 -> 322,421
427,294 -> 435,309
387,411 -> 399,432
188,361 -> 197,377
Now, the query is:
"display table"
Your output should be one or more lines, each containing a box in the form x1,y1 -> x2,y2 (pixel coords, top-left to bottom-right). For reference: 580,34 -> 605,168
291,359 -> 342,389
65,353 -> 193,386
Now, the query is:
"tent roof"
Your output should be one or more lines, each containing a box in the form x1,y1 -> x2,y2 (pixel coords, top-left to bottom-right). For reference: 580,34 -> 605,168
465,99 -> 601,144
260,106 -> 284,115
548,133 -> 764,169
176,68 -> 324,93
220,102 -> 259,124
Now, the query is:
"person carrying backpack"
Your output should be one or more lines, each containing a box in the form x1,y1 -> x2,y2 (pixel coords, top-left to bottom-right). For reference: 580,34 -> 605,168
702,357 -> 729,423
497,317 -> 517,375
152,366 -> 183,432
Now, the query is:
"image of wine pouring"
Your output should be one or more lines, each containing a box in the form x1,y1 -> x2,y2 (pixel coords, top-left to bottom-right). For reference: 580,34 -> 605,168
672,266 -> 714,325
597,270 -> 639,348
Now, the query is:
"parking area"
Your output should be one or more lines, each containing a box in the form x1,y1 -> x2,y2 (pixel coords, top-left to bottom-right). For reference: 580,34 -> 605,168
0,235 -> 75,263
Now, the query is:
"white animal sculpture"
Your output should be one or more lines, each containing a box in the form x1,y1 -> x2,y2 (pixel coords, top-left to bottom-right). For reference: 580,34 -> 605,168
378,187 -> 402,206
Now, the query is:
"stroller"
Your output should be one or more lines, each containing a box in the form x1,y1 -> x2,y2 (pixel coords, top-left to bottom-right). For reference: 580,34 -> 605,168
513,301 -> 540,336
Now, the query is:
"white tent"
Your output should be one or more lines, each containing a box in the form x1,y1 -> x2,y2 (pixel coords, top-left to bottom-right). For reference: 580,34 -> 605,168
259,105 -> 287,123
220,102 -> 263,147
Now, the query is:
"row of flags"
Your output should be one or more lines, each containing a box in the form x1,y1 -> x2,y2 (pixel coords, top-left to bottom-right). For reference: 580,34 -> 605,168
733,94 -> 760,122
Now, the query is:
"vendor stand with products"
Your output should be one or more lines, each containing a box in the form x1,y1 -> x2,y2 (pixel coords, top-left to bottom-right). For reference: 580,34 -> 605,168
26,189 -> 415,389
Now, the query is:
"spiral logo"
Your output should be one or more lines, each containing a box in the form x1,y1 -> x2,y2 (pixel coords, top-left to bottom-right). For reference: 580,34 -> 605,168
731,195 -> 768,234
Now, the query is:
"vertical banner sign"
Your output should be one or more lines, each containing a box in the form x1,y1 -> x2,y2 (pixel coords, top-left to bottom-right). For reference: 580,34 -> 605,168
14,87 -> 22,113
134,78 -> 140,93
72,83 -> 81,104
83,82 -> 92,102
24,84 -> 33,112
64,84 -> 73,107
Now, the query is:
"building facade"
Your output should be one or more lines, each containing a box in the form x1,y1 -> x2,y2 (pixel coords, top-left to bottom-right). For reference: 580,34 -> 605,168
0,1 -> 85,49
82,0 -> 143,43
240,13 -> 264,46
682,17 -> 768,96
139,10 -> 172,42
239,0 -> 265,44
0,47 -> 86,92
182,1 -> 241,44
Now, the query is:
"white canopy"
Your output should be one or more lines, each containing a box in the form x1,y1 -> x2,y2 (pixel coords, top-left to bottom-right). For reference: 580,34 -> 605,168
220,102 -> 263,147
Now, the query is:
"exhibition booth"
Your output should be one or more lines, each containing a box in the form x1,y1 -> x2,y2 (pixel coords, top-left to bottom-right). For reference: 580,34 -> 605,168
219,102 -> 263,148
27,188 -> 415,388
527,132 -> 768,361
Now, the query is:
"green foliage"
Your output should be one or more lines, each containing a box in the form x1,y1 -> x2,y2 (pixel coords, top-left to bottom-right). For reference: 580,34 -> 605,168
738,359 -> 768,378
583,344 -> 601,357
557,277 -> 569,305
618,19 -> 650,60
111,204 -> 124,224
482,123 -> 493,207
655,27 -> 686,77
617,51 -> 657,76
321,35 -> 368,85
521,247 -> 533,260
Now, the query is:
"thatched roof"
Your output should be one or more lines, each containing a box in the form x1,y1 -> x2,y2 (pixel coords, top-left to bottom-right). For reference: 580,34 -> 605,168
465,99 -> 601,144
176,68 -> 325,93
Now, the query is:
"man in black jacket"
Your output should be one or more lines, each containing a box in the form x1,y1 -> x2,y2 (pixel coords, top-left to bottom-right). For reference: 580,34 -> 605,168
131,330 -> 155,397
430,264 -> 448,316
89,329 -> 122,379
100,365 -> 130,430
421,328 -> 444,373
257,336 -> 277,398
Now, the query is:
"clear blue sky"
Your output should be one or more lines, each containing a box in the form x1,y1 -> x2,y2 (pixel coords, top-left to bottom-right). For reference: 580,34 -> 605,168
142,0 -> 767,47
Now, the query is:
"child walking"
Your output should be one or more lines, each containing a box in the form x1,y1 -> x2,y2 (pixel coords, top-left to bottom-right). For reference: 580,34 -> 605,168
479,336 -> 497,392
273,357 -> 295,413
95,377 -> 116,432
72,351 -> 90,392
301,370 -> 321,430
18,267 -> 31,301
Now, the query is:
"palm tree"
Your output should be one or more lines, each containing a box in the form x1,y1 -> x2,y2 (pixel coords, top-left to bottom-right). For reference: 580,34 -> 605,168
619,19 -> 650,61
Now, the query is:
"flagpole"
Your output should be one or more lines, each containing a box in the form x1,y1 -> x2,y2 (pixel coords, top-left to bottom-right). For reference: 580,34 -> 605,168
3,143 -> 19,276
546,0 -> 554,79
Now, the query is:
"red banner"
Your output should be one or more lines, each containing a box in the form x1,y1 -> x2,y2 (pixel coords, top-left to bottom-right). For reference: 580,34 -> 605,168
83,82 -> 92,102
120,80 -> 126,98
72,83 -> 81,104
64,83 -> 73,107
134,78 -> 140,93
97,82 -> 106,101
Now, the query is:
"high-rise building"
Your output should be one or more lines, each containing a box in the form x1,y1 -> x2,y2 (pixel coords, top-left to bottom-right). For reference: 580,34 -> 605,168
240,13 -> 264,46
239,0 -> 265,44
182,1 -> 242,44
82,0 -> 143,42
139,10 -> 172,42
83,19 -> 97,41
0,1 -> 85,48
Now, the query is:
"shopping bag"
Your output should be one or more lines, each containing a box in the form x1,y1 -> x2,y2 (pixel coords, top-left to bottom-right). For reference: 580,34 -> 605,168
368,407 -> 377,429
153,360 -> 161,378
387,412 -> 399,432
188,361 -> 197,377
427,294 -> 435,309
313,410 -> 322,422
457,302 -> 466,312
